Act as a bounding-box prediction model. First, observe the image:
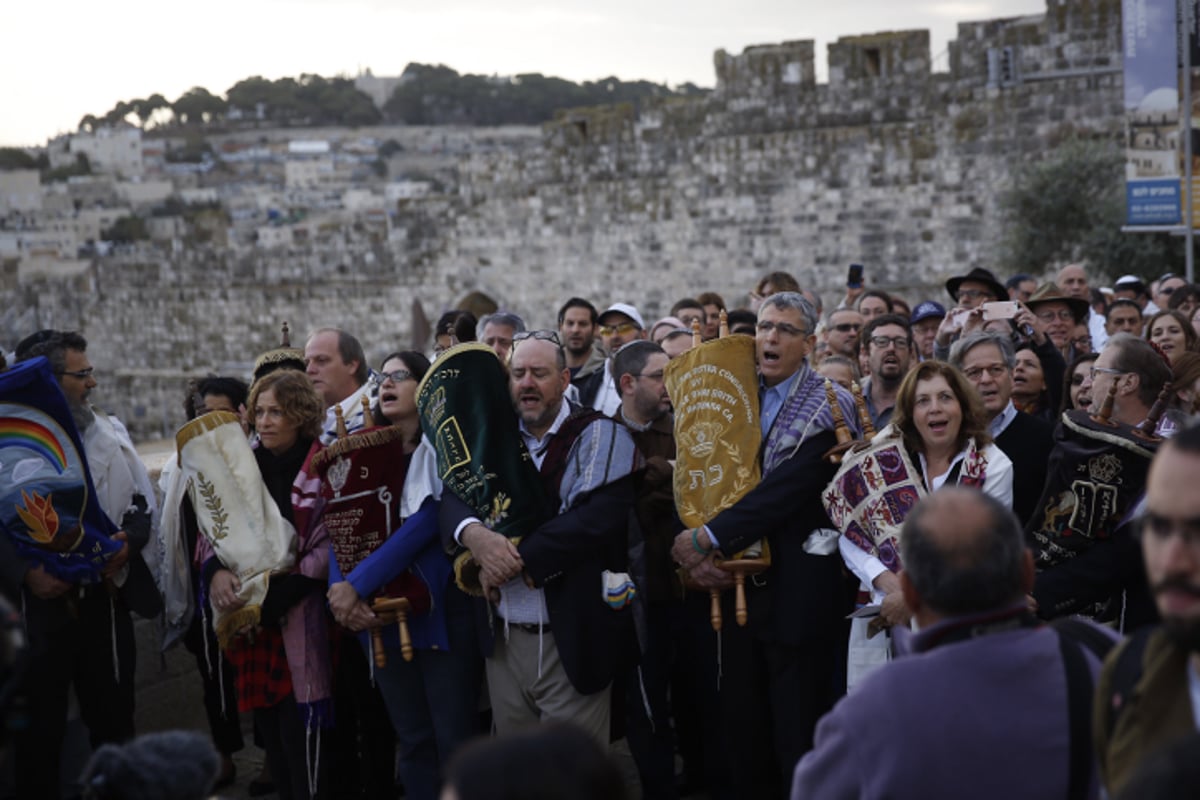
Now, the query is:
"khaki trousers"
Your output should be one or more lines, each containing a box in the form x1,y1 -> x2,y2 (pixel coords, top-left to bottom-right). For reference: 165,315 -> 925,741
486,625 -> 611,743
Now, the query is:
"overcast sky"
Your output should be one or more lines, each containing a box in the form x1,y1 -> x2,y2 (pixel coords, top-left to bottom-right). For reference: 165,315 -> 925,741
1,0 -> 1049,147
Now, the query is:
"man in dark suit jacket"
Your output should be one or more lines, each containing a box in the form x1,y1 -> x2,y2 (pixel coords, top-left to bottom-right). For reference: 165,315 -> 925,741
672,292 -> 857,797
950,331 -> 1053,526
441,333 -> 639,743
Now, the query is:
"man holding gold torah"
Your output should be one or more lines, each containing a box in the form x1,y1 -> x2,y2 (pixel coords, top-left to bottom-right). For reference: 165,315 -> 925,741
670,292 -> 859,797
433,331 -> 639,744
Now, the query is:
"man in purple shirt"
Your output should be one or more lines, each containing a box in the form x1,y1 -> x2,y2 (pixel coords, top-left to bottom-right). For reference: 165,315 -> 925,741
792,487 -> 1112,800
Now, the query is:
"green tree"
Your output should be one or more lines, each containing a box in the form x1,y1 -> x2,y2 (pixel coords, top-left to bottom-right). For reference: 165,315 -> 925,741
102,215 -> 149,243
0,148 -> 40,170
44,153 -> 91,183
997,137 -> 1185,281
172,87 -> 227,126
101,100 -> 134,127
165,134 -> 213,164
133,94 -> 170,127
382,62 -> 707,126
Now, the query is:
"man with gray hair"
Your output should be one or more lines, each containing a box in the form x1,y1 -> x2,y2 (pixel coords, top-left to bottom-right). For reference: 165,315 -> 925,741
671,291 -> 859,795
793,488 -> 1114,800
950,331 -> 1053,525
477,311 -> 527,364
1077,332 -> 1172,431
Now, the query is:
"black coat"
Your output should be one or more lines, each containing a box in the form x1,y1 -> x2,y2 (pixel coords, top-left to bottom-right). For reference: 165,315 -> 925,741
439,451 -> 637,696
706,429 -> 849,646
994,410 -> 1054,527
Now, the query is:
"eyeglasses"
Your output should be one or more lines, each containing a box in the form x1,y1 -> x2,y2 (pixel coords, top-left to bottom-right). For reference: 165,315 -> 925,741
635,371 -> 665,381
1089,366 -> 1125,380
1136,512 -> 1200,550
956,289 -> 994,301
831,323 -> 861,333
962,364 -> 1009,381
513,330 -> 563,346
379,369 -> 414,383
1037,309 -> 1076,323
1071,336 -> 1093,349
756,320 -> 808,337
58,367 -> 95,379
597,322 -> 640,337
869,335 -> 910,351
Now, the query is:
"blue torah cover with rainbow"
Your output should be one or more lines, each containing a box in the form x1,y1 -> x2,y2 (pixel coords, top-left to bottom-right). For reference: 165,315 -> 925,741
0,357 -> 120,582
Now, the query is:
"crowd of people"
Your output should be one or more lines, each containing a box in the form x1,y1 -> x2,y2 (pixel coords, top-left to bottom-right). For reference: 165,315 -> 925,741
2,259 -> 1200,800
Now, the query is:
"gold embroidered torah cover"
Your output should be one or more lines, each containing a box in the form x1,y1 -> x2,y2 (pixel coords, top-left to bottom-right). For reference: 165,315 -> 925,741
664,335 -> 761,528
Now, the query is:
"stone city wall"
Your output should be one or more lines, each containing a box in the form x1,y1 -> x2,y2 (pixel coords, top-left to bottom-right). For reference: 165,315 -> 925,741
4,0 -> 1124,440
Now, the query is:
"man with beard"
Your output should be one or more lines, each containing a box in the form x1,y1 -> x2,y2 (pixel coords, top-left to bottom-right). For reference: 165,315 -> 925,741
950,332 -> 1053,526
858,314 -> 912,429
8,331 -> 159,798
610,340 -> 686,797
1094,425 -> 1200,795
558,297 -> 602,380
445,332 -> 638,742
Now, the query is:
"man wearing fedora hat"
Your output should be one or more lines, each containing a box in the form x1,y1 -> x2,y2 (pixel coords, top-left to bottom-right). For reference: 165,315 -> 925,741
1027,284 -> 1092,362
945,267 -> 1008,311
933,268 -> 1009,356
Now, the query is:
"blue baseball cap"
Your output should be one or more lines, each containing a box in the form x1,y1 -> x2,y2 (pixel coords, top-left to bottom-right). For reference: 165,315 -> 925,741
910,301 -> 946,325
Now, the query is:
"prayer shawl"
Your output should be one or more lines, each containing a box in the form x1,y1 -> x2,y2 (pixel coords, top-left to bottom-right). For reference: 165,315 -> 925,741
84,409 -> 162,617
319,376 -> 379,446
170,411 -> 298,647
823,427 -> 988,572
763,362 -> 860,475
0,357 -> 121,582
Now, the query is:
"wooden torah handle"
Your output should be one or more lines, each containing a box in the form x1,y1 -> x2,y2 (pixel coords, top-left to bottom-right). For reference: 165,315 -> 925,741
371,625 -> 387,668
710,589 -> 723,631
370,597 -> 414,666
735,570 -> 748,626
